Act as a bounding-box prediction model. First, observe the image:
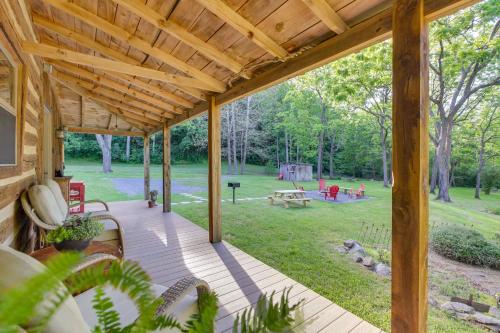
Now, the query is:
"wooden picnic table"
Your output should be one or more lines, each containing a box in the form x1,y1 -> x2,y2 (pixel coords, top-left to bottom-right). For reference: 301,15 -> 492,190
268,190 -> 311,208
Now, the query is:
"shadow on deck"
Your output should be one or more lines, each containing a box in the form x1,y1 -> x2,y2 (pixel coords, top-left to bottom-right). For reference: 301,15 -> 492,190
108,200 -> 382,333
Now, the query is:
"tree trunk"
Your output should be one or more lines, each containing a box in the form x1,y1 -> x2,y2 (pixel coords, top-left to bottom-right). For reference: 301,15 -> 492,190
125,136 -> 131,162
316,104 -> 327,180
284,131 -> 289,164
430,152 -> 438,194
380,127 -> 389,187
436,121 -> 452,202
231,104 -> 238,173
296,145 -> 299,164
96,134 -> 112,173
240,97 -> 251,174
475,138 -> 486,199
329,135 -> 335,178
151,134 -> 156,155
225,110 -> 232,174
276,137 -> 280,167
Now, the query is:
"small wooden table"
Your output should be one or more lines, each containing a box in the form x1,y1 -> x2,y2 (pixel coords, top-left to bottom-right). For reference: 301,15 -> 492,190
30,241 -> 122,264
268,190 -> 311,208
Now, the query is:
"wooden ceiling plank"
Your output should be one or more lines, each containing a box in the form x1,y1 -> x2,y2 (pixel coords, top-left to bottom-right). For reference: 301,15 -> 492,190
39,0 -> 226,92
52,69 -> 174,117
194,0 -> 288,58
67,126 -> 145,137
110,0 -> 247,77
22,41 -> 217,91
48,60 -> 183,114
51,74 -> 166,124
33,14 -> 198,105
301,0 -> 349,34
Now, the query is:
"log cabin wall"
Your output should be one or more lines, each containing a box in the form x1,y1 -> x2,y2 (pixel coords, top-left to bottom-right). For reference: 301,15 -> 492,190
0,0 -> 44,249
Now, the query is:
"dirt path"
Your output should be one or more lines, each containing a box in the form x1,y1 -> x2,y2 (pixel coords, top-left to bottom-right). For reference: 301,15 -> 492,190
430,250 -> 500,295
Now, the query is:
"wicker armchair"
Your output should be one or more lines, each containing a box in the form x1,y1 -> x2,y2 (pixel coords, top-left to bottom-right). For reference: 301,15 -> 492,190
0,245 -> 210,332
21,186 -> 125,255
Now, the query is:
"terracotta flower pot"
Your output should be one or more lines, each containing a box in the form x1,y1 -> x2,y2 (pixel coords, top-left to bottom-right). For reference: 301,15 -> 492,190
54,239 -> 91,252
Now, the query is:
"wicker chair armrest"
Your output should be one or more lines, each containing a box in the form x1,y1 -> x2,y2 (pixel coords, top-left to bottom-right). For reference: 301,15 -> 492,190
73,253 -> 118,273
69,199 -> 110,211
155,277 -> 210,316
20,191 -> 58,231
87,214 -> 126,256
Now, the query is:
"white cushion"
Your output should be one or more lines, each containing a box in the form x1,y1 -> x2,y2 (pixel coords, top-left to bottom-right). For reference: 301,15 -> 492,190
44,179 -> 69,216
28,185 -> 66,226
0,245 -> 90,333
75,283 -> 198,332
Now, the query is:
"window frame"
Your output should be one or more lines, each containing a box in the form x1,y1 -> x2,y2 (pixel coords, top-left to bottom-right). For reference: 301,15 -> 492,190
0,25 -> 25,178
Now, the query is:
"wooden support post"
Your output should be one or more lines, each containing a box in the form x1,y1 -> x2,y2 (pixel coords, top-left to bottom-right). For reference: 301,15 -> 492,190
144,135 -> 150,200
207,96 -> 222,243
163,122 -> 171,212
392,0 -> 429,332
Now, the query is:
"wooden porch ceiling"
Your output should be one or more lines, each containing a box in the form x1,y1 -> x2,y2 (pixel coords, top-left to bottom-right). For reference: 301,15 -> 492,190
16,0 -> 477,135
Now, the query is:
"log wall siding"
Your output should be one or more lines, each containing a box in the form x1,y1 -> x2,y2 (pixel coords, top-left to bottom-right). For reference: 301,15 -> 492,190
0,0 -> 43,248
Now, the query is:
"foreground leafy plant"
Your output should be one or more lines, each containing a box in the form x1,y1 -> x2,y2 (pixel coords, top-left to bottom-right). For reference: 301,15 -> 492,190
0,252 -> 302,333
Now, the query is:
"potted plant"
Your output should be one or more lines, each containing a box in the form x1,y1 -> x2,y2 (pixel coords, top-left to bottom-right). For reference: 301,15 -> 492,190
148,190 -> 159,208
46,213 -> 104,251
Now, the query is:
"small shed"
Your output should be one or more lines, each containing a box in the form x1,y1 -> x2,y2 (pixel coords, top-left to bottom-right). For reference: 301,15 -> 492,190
279,163 -> 313,181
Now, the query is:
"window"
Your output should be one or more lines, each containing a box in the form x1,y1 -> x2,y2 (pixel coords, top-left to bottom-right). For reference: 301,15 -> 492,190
0,26 -> 23,176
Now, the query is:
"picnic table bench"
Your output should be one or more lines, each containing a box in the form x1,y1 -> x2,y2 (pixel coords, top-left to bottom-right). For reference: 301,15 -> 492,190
268,190 -> 311,208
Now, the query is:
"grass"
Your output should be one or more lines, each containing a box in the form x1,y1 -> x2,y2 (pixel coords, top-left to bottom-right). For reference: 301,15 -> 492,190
66,159 -> 500,332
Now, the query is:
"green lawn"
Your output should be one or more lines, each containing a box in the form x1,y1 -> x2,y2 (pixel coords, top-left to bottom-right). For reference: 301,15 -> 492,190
66,159 -> 500,332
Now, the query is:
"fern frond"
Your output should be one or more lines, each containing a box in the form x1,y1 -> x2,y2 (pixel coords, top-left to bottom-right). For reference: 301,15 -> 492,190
92,287 -> 122,333
0,252 -> 82,331
181,291 -> 218,333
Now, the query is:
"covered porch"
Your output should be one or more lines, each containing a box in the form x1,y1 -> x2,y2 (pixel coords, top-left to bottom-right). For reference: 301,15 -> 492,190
0,0 -> 481,331
111,200 -> 381,332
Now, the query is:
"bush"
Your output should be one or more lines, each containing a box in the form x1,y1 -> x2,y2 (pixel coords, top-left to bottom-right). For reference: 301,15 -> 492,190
431,225 -> 500,269
482,167 -> 500,195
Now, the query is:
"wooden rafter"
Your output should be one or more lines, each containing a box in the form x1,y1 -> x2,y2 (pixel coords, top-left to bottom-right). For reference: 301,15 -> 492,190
67,126 -> 145,137
51,74 -> 166,124
109,0 -> 247,77
33,14 -> 199,105
38,0 -> 226,92
48,61 -> 183,115
52,70 -> 173,117
22,42 -> 218,91
301,0 -> 349,34
194,0 -> 288,58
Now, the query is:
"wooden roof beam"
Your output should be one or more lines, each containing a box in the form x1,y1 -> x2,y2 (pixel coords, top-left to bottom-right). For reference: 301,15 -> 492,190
110,0 -> 247,78
22,42 -> 217,91
52,70 -> 174,118
301,0 -> 349,34
67,126 -> 145,137
33,14 -> 197,106
38,0 -> 226,92
194,0 -> 288,58
48,60 -> 184,115
51,74 -> 166,125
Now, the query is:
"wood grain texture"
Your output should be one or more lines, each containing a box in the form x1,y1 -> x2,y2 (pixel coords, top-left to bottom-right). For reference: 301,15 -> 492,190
301,0 -> 349,34
66,126 -> 144,137
391,0 -> 429,332
207,96 -> 221,243
162,122 -> 171,213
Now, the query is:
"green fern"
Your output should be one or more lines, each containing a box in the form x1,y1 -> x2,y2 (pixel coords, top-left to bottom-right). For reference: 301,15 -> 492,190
233,288 -> 303,333
181,291 -> 218,333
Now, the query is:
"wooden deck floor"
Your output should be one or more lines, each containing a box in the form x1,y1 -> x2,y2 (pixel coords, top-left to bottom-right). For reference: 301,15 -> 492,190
109,200 -> 382,332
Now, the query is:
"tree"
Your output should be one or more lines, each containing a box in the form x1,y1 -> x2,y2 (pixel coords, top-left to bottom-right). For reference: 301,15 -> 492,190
429,1 -> 499,201
240,96 -> 252,174
334,42 -> 393,187
125,136 -> 131,162
95,134 -> 112,173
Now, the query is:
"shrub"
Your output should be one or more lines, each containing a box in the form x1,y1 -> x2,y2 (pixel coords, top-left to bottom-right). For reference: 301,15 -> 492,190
482,167 -> 500,195
431,225 -> 500,269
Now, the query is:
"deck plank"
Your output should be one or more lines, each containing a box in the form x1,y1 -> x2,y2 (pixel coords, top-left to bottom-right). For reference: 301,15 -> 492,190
108,200 -> 381,333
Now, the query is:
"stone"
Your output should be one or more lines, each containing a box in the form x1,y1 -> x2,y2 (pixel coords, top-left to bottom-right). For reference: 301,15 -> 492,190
472,312 -> 500,326
351,253 -> 364,263
335,246 -> 348,254
344,240 -> 356,248
428,296 -> 438,308
489,306 -> 500,319
374,263 -> 391,276
349,243 -> 366,256
362,256 -> 375,268
441,301 -> 475,315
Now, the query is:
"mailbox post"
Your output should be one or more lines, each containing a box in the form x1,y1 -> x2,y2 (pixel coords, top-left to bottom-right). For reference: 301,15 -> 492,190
227,182 -> 240,204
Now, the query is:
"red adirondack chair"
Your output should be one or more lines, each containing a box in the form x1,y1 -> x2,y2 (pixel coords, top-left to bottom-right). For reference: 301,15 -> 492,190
325,185 -> 339,200
319,179 -> 326,192
355,183 -> 366,199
